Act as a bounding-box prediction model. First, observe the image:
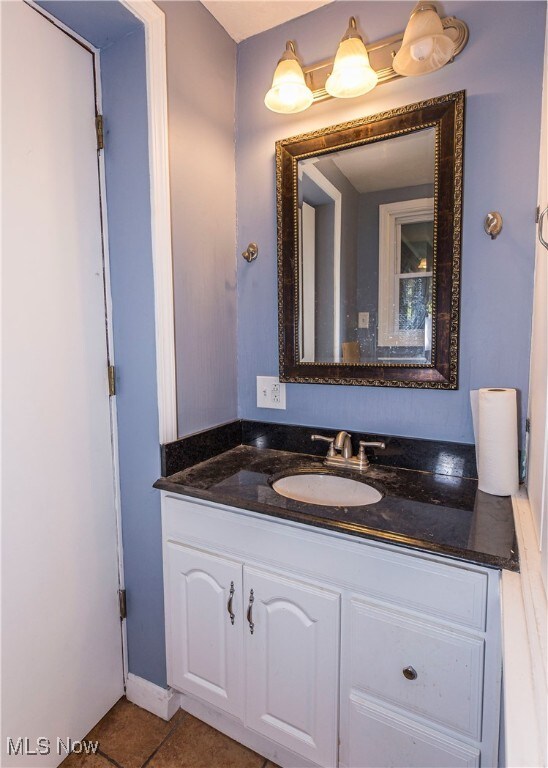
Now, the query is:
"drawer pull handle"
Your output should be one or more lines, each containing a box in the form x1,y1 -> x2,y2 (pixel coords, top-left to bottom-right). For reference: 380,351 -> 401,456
247,589 -> 255,635
403,666 -> 418,681
227,581 -> 235,625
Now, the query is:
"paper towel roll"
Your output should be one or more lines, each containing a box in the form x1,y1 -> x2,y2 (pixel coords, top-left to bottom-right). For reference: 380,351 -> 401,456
470,388 -> 519,496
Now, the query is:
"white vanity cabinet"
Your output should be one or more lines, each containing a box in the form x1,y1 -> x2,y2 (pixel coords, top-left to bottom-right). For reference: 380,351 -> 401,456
161,492 -> 502,768
164,538 -> 340,766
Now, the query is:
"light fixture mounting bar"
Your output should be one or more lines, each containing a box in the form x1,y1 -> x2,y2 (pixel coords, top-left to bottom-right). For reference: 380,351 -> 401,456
303,16 -> 468,103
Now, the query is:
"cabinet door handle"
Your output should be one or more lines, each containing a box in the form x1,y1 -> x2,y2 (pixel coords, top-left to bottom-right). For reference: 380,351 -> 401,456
246,589 -> 255,635
227,581 -> 235,625
402,666 -> 418,681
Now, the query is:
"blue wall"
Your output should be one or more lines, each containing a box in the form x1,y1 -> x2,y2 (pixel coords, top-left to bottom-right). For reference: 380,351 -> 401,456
236,1 -> 546,445
37,1 -> 167,688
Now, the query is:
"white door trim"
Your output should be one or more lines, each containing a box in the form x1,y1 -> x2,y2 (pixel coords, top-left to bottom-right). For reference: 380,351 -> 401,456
121,0 -> 177,444
299,161 -> 342,362
378,197 -> 434,348
299,202 -> 316,362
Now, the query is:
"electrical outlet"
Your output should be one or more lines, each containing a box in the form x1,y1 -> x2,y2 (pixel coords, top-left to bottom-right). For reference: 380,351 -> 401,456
358,311 -> 370,329
256,376 -> 286,409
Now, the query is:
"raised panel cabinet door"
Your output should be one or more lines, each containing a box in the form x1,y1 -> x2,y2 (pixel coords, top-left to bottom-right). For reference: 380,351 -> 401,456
165,542 -> 244,719
243,566 -> 340,767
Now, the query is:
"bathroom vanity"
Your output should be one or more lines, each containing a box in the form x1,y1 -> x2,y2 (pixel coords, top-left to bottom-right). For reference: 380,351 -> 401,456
155,426 -> 516,768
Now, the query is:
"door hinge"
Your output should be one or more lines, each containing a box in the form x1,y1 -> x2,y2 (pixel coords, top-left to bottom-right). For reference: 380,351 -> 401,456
96,114 -> 104,151
108,365 -> 116,397
118,589 -> 127,620
526,417 -> 531,433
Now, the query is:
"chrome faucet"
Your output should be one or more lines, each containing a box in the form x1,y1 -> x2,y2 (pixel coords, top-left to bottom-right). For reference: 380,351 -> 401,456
311,431 -> 386,471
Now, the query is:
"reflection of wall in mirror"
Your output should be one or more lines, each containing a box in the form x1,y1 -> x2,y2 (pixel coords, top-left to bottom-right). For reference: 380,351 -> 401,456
357,183 -> 434,360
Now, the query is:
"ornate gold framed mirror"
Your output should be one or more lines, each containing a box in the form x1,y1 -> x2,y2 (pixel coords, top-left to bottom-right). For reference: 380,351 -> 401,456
276,90 -> 464,388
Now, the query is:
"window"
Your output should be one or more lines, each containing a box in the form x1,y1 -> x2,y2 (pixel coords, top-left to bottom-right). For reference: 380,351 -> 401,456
378,198 -> 434,349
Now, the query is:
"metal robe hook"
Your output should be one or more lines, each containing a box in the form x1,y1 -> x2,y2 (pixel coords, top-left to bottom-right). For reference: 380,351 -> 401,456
484,212 -> 503,240
242,243 -> 258,262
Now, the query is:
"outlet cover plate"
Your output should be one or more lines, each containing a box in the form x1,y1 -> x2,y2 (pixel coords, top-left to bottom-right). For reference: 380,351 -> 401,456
358,311 -> 370,329
257,376 -> 286,410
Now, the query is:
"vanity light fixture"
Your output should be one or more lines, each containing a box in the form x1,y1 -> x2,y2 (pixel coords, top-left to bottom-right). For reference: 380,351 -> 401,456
393,2 -> 455,76
325,17 -> 378,99
264,6 -> 468,114
264,41 -> 313,114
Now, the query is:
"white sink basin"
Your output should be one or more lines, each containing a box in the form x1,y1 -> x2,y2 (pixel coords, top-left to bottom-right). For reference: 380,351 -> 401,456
272,473 -> 382,507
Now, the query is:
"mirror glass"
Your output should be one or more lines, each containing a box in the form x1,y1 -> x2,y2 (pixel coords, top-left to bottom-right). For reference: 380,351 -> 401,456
297,128 -> 435,365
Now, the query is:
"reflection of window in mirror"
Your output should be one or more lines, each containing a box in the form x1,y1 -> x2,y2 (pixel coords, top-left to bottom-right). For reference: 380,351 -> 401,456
378,198 -> 434,361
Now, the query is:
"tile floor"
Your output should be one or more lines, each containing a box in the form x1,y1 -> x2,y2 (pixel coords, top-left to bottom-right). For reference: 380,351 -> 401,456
61,698 -> 280,768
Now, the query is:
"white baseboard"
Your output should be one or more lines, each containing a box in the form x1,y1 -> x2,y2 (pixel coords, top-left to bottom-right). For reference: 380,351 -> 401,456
125,673 -> 182,721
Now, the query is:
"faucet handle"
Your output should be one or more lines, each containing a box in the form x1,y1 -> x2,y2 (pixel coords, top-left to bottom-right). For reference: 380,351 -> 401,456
311,434 -> 336,457
358,440 -> 386,461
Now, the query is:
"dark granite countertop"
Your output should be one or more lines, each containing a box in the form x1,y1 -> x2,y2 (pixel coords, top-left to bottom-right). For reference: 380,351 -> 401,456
154,444 -> 518,571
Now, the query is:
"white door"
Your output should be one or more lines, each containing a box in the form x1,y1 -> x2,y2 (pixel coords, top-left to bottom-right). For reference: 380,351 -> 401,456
1,2 -> 124,765
244,566 -> 340,767
527,6 -> 548,592
164,542 -> 244,719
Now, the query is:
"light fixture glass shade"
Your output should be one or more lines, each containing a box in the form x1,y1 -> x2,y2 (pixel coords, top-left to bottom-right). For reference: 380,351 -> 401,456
325,18 -> 378,98
393,3 -> 455,76
264,42 -> 313,114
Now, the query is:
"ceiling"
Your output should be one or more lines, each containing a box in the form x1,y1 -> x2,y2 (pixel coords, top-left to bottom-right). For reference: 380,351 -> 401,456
331,129 -> 436,194
200,0 -> 334,43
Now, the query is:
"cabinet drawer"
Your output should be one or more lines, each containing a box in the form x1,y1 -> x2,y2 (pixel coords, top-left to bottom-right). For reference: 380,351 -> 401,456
345,695 -> 480,768
347,597 -> 484,739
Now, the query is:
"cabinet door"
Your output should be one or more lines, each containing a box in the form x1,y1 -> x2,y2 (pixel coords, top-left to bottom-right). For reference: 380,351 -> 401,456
165,542 -> 244,719
244,566 -> 340,767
